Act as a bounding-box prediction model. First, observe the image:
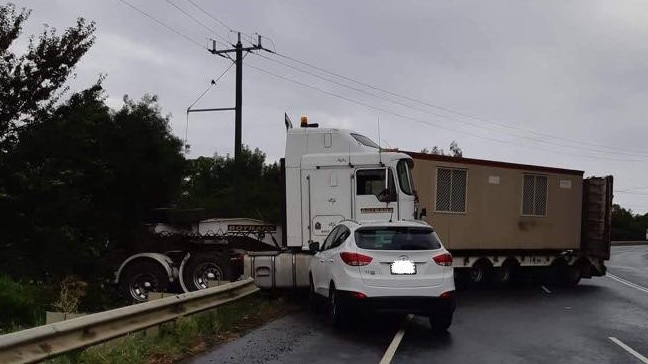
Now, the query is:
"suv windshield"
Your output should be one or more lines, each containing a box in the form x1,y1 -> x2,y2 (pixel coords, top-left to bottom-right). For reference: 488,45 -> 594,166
355,227 -> 442,250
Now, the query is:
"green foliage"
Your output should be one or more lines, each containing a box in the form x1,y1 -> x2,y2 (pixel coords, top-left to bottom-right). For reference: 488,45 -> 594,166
0,85 -> 185,280
421,140 -> 463,157
48,294 -> 295,364
0,3 -> 95,149
611,204 -> 648,240
0,275 -> 50,332
181,147 -> 282,222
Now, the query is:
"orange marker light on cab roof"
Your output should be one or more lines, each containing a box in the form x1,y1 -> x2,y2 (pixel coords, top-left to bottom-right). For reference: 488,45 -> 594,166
300,115 -> 308,127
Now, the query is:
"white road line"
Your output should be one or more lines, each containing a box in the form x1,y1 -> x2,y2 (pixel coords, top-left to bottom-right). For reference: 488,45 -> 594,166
607,273 -> 648,295
379,314 -> 413,364
609,337 -> 648,364
540,285 -> 551,294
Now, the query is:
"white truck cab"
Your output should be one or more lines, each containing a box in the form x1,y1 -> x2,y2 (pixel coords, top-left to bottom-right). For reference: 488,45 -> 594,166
245,118 -> 418,288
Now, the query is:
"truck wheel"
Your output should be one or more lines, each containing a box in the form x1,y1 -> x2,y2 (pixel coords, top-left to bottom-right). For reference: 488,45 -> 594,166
182,253 -> 231,292
492,261 -> 516,285
429,311 -> 453,333
120,260 -> 169,303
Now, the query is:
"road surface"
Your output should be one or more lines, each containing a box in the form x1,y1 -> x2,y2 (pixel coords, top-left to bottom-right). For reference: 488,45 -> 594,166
188,245 -> 648,364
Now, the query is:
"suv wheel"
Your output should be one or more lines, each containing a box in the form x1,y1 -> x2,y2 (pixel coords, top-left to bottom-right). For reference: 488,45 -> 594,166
328,285 -> 346,328
309,275 -> 321,313
429,311 -> 453,333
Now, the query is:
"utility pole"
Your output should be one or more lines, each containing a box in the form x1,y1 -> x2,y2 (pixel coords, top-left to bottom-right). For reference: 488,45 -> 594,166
209,33 -> 264,163
208,33 -> 264,211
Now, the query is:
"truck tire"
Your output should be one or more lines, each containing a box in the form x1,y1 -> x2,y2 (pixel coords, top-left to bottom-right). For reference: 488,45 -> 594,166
120,260 -> 169,303
181,252 -> 231,292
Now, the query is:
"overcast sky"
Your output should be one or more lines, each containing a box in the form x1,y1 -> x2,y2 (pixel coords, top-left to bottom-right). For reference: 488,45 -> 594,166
17,0 -> 648,213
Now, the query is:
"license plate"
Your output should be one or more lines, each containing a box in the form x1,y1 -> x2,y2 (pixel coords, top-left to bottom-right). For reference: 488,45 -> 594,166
390,260 -> 416,275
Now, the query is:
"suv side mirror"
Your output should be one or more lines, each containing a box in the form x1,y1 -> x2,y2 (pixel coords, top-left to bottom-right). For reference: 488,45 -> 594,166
419,208 -> 427,219
308,241 -> 320,252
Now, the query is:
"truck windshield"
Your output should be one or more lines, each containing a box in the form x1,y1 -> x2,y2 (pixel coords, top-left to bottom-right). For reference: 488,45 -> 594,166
396,159 -> 414,195
355,227 -> 442,250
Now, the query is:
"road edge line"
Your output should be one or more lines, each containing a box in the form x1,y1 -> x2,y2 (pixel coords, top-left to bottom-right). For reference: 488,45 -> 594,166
379,314 -> 413,364
609,337 -> 648,364
606,273 -> 648,294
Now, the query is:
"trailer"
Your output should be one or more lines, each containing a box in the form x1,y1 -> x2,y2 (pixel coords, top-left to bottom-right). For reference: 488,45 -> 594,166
406,151 -> 613,286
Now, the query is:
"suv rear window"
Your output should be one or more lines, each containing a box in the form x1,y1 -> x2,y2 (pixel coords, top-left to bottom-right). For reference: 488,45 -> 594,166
354,227 -> 442,250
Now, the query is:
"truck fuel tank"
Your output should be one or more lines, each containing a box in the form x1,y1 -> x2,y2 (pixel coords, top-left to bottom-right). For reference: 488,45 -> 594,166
244,251 -> 311,289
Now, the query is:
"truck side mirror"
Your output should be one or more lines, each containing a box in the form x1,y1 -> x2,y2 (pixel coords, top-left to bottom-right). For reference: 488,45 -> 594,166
377,189 -> 397,203
419,208 -> 427,219
308,241 -> 320,252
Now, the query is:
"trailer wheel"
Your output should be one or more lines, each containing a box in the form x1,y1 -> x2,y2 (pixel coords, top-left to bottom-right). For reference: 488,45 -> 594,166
561,266 -> 581,287
120,260 -> 169,303
492,260 -> 516,285
467,259 -> 491,285
181,253 -> 231,291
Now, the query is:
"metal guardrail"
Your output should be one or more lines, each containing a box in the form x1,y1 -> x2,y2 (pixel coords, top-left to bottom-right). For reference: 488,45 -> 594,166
0,278 -> 259,364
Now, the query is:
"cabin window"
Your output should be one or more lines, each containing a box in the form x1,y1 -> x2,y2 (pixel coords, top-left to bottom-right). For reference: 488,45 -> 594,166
356,169 -> 395,198
522,174 -> 548,216
435,168 -> 467,213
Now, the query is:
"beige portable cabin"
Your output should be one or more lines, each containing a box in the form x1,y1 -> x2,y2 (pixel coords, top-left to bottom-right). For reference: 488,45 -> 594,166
407,152 -> 584,251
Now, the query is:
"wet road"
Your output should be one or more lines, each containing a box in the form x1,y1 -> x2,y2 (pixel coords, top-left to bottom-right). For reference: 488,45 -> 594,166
189,246 -> 648,364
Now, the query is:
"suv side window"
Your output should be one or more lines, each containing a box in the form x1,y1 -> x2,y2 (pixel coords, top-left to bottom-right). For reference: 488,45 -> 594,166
330,226 -> 350,250
321,226 -> 342,251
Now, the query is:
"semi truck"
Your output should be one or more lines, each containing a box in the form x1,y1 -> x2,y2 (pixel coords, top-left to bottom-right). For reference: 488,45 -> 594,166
114,118 -> 418,301
114,118 -> 613,302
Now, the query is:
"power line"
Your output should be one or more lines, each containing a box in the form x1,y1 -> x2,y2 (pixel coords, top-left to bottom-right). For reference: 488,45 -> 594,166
270,50 -> 648,156
162,0 -> 230,44
253,52 -> 648,159
116,0 -> 205,50
183,0 -> 233,33
244,60 -> 644,162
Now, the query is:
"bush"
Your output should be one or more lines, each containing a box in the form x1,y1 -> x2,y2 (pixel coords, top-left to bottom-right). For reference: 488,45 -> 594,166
0,275 -> 49,332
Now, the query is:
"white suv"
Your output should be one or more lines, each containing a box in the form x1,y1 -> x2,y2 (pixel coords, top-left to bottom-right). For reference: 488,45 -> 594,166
308,220 -> 456,331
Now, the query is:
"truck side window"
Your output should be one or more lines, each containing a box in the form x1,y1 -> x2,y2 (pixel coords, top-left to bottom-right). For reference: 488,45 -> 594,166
357,169 -> 395,197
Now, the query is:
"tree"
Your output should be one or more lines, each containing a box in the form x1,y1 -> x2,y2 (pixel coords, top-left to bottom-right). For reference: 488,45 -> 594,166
0,87 -> 186,279
181,147 -> 282,222
611,204 -> 648,240
421,141 -> 463,157
0,3 -> 95,149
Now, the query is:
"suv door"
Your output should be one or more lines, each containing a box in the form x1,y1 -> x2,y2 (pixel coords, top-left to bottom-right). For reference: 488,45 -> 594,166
313,226 -> 341,295
322,226 -> 351,294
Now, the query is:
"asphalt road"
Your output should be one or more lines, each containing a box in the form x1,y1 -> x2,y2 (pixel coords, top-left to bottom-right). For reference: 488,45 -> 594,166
189,246 -> 648,364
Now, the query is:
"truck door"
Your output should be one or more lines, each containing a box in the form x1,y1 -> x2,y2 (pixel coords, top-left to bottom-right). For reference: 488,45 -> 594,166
354,168 -> 398,222
580,176 -> 613,259
302,169 -> 348,246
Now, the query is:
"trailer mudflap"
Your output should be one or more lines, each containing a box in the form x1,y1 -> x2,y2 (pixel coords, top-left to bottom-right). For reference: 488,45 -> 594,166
580,176 -> 613,260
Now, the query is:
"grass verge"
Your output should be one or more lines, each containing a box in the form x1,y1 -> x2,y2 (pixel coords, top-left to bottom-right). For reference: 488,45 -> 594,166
47,292 -> 302,364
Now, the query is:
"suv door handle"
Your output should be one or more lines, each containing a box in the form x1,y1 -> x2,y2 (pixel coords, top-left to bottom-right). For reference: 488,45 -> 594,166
327,259 -> 334,262
318,259 -> 325,262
